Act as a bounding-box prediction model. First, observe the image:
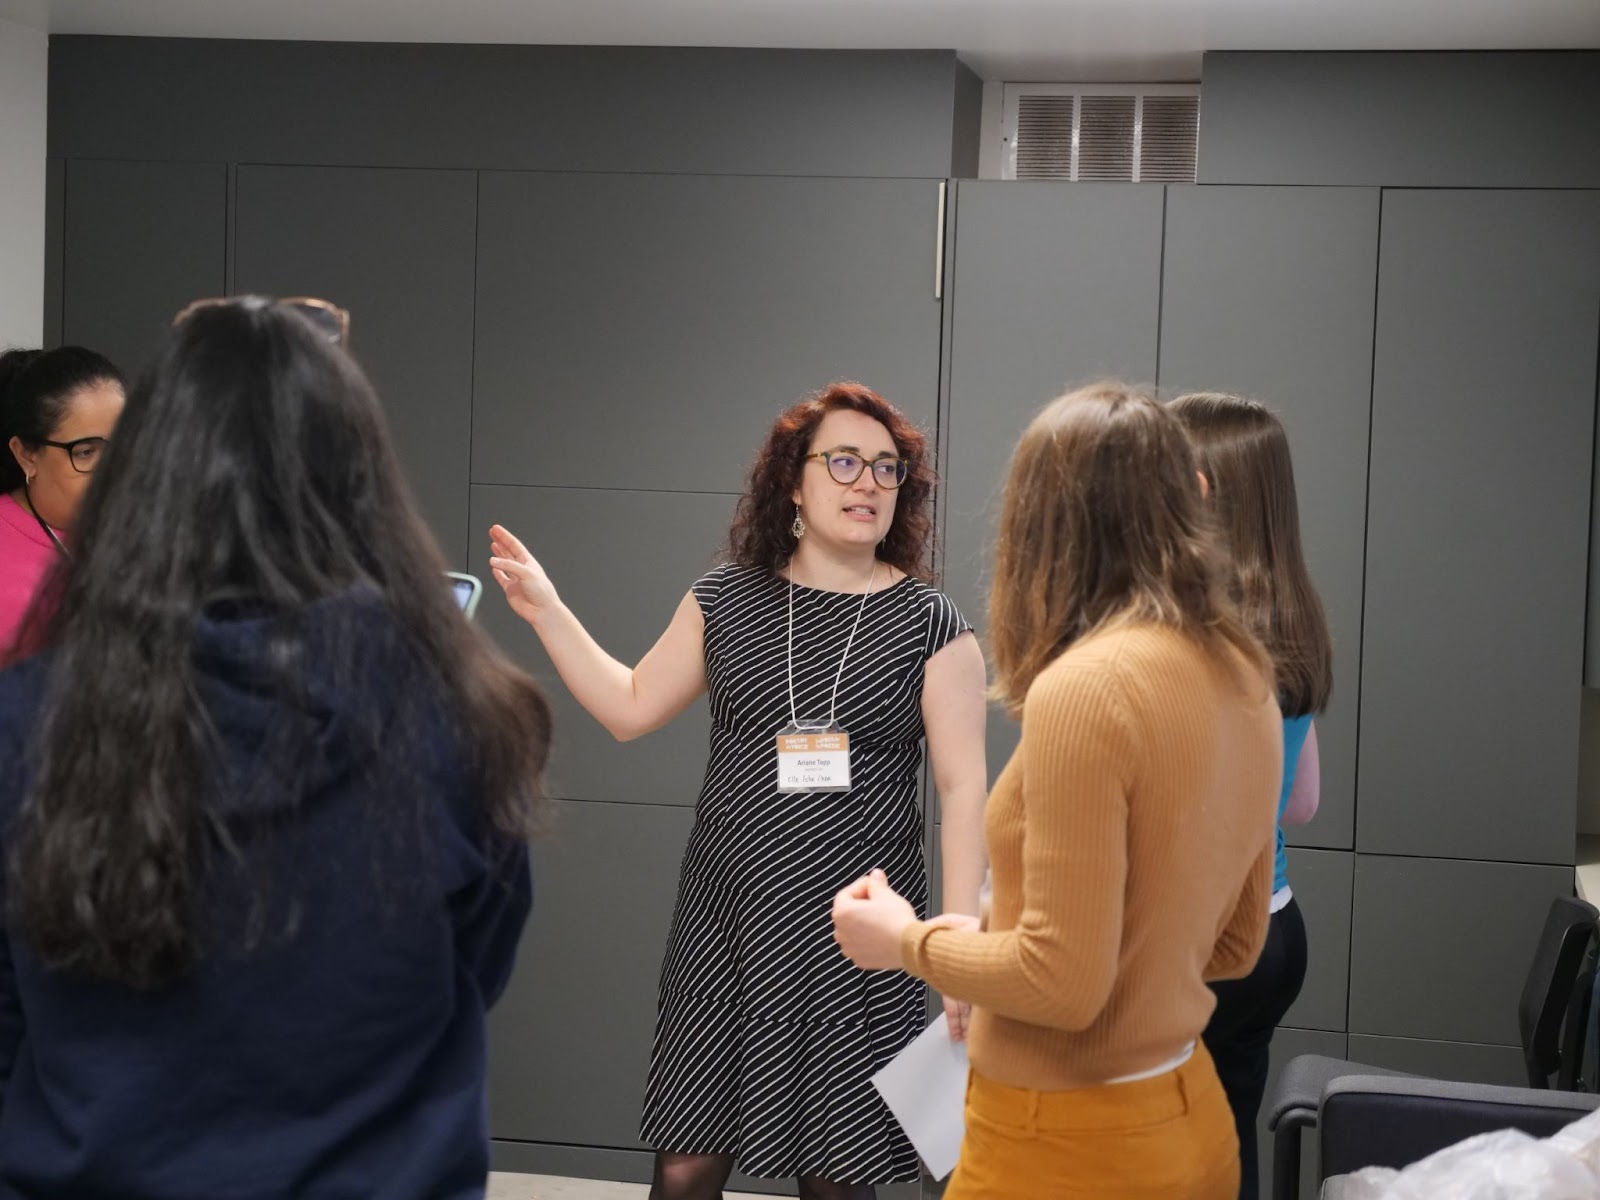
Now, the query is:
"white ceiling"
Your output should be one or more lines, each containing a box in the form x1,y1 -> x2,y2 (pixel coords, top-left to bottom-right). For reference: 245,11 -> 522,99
2,0 -> 1597,80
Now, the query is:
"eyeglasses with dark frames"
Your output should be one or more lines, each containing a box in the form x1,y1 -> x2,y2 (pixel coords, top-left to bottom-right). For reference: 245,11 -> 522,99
804,448 -> 911,490
36,436 -> 108,474
173,296 -> 351,346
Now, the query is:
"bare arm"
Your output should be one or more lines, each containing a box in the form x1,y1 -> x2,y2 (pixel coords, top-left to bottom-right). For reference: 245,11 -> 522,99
1281,720 -> 1321,827
489,524 -> 707,742
922,631 -> 989,919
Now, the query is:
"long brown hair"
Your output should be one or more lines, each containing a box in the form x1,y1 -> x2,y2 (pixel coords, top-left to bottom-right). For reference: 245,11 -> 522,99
988,381 -> 1271,714
727,381 -> 935,578
1169,392 -> 1333,717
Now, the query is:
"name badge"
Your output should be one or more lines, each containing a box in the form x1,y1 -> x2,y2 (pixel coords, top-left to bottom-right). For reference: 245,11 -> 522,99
776,723 -> 852,793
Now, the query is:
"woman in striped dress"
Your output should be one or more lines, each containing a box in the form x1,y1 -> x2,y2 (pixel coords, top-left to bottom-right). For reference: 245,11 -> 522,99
489,382 -> 988,1200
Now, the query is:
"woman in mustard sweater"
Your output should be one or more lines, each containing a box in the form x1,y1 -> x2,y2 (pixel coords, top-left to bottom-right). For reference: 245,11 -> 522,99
832,382 -> 1283,1200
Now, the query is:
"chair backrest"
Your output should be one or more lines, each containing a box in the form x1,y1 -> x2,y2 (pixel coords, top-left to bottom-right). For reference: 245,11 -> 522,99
1318,1075 -> 1600,1180
1519,895 -> 1599,1088
1557,935 -> 1600,1090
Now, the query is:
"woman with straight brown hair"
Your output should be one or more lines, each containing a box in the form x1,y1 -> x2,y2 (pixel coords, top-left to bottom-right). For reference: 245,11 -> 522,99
1171,392 -> 1333,1200
833,381 -> 1282,1199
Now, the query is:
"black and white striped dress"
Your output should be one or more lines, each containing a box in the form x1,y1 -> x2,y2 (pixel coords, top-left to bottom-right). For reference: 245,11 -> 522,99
640,562 -> 971,1184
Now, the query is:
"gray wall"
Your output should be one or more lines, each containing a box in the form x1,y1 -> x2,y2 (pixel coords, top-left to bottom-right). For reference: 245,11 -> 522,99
48,37 -> 973,179
233,165 -> 480,566
44,39 -> 1600,1200
1199,51 -> 1600,188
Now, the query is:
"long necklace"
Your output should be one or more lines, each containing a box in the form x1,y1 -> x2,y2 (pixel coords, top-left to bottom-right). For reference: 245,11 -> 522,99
786,556 -> 878,729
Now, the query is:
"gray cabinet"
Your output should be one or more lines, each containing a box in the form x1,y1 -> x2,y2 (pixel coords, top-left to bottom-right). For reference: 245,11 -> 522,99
469,484 -> 735,806
62,159 -> 225,376
941,181 -> 1165,780
1159,185 -> 1379,850
472,172 -> 945,494
232,165 -> 478,566
1358,189 -> 1600,864
1348,854 -> 1574,1045
487,800 -> 695,1146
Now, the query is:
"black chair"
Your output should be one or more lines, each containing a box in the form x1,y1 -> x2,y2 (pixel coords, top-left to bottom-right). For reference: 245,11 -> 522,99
1557,932 -> 1600,1091
1266,895 -> 1600,1200
1521,896 -> 1600,1089
1313,1074 -> 1600,1197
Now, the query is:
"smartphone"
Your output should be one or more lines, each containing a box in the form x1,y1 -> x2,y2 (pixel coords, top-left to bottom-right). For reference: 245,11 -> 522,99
445,571 -> 482,619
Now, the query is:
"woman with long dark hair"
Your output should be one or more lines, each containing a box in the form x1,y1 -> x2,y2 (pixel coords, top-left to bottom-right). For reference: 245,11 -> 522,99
0,298 -> 552,1200
490,382 -> 988,1200
0,345 -> 123,651
1171,392 -> 1333,1200
834,382 -> 1281,1200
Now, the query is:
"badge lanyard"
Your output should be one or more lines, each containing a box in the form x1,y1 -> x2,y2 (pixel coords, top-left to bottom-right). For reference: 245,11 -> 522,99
775,560 -> 876,793
23,481 -> 68,558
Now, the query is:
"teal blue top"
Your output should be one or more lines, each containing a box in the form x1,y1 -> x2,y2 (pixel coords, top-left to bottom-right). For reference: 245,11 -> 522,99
1275,714 -> 1313,895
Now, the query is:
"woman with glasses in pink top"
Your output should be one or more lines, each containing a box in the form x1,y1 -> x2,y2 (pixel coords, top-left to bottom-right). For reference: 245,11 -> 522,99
1,346 -> 124,656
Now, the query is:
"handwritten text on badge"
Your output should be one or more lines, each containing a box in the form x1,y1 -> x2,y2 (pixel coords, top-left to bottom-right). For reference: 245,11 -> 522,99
776,730 -> 853,793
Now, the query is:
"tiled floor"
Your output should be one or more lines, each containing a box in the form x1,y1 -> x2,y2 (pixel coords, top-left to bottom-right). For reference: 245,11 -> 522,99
487,1174 -> 768,1200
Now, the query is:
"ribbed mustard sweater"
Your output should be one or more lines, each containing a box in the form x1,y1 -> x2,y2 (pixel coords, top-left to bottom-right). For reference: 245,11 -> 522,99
902,622 -> 1282,1090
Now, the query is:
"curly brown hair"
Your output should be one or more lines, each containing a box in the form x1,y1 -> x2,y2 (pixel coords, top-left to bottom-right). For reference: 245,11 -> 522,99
727,382 -> 935,580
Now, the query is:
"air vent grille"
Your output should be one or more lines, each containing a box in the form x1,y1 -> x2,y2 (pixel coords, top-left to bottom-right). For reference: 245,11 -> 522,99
1009,88 -> 1200,183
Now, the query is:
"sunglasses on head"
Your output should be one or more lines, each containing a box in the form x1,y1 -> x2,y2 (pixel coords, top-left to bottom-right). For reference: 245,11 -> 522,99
173,296 -> 351,346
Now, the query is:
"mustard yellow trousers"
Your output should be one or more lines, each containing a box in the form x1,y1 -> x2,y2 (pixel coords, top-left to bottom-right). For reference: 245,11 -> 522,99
943,1044 -> 1239,1200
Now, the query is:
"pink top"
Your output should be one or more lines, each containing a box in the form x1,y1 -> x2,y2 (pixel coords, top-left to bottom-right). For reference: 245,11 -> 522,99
0,493 -> 60,653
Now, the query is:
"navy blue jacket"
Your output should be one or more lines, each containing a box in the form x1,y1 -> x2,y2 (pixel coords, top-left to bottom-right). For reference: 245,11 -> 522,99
0,599 -> 531,1199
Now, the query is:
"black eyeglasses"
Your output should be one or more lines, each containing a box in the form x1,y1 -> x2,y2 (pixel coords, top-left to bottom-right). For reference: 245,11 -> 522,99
173,296 -> 350,346
37,436 -> 107,474
804,449 -> 911,490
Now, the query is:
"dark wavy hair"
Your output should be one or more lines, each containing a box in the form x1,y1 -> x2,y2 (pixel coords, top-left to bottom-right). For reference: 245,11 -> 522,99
0,345 -> 123,494
9,298 -> 552,990
727,382 -> 935,579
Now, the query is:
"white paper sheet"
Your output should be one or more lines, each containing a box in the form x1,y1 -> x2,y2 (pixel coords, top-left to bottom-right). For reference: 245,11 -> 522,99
871,1013 -> 969,1180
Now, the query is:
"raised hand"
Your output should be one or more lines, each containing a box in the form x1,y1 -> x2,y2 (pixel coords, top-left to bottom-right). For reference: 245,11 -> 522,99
488,524 -> 560,626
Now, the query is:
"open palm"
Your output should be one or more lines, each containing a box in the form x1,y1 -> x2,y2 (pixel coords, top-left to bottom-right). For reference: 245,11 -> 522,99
488,524 -> 559,623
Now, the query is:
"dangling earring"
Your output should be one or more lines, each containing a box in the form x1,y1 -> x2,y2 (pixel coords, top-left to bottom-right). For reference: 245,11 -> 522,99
791,507 -> 806,539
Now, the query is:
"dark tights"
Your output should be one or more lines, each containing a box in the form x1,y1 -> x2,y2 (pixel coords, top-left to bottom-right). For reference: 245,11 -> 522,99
647,1152 -> 877,1200
797,1177 -> 876,1200
648,1152 -> 733,1200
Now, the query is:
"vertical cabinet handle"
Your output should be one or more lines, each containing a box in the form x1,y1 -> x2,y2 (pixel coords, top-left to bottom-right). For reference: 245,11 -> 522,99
935,180 -> 948,301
